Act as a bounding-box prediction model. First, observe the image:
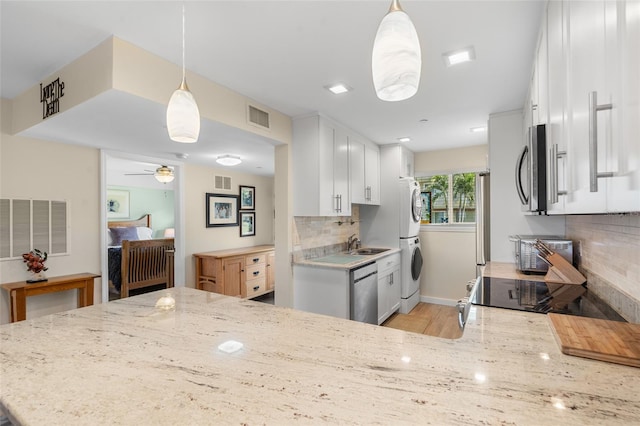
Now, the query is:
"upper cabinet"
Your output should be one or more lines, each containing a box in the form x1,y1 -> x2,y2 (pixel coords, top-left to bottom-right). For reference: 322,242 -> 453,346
531,0 -> 639,214
350,136 -> 380,205
293,114 -> 351,216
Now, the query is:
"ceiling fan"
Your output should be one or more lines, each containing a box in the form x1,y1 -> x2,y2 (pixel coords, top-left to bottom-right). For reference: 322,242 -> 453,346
124,165 -> 175,183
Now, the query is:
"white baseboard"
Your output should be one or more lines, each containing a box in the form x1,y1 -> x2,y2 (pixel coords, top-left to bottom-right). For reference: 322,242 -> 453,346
420,295 -> 458,307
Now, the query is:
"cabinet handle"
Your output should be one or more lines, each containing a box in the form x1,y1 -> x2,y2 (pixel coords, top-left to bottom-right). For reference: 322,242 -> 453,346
253,271 -> 260,276
365,186 -> 371,201
588,91 -> 614,192
253,285 -> 260,291
550,143 -> 567,204
252,257 -> 259,262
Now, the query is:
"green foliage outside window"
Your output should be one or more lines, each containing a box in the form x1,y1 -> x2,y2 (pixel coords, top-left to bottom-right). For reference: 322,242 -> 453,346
417,173 -> 476,224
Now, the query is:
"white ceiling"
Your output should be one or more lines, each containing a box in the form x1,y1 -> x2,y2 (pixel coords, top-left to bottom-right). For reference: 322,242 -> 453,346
1,0 -> 544,176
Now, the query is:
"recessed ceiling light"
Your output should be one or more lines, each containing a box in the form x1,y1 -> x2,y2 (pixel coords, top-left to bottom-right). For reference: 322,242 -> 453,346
398,137 -> 411,143
325,83 -> 351,95
470,126 -> 487,133
216,155 -> 242,166
443,46 -> 476,67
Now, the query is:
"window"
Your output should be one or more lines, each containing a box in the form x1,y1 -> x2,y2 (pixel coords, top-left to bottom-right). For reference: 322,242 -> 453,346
0,199 -> 68,260
416,173 -> 477,224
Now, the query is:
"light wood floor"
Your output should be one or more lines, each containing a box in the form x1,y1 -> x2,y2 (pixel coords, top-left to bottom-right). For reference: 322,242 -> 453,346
382,302 -> 463,339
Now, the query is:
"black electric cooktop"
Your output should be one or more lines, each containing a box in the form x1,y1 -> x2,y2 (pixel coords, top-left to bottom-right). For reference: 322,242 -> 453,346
471,277 -> 626,322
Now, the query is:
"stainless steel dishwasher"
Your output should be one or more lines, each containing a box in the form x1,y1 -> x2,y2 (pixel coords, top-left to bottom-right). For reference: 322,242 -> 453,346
350,262 -> 378,324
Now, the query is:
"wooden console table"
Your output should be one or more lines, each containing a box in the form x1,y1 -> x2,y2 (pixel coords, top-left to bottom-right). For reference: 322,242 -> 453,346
1,273 -> 100,323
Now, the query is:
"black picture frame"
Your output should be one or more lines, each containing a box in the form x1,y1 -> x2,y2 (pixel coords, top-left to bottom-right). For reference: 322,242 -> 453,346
205,193 -> 239,227
239,185 -> 255,210
240,211 -> 256,237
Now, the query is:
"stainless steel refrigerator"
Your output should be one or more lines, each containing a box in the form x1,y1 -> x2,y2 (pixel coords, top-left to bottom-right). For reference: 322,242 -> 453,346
476,172 -> 490,275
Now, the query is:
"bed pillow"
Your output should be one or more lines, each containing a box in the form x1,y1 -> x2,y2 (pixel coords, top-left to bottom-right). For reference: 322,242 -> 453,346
136,227 -> 154,240
109,227 -> 139,246
107,228 -> 114,246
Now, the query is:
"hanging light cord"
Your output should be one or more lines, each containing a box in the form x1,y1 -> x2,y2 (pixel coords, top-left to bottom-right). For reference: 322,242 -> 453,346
181,4 -> 186,83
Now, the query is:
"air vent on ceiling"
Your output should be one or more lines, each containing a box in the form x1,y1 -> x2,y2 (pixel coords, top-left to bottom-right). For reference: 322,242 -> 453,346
214,175 -> 232,191
248,104 -> 270,130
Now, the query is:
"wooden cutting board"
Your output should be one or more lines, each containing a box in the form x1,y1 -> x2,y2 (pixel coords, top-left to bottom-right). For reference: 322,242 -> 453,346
548,313 -> 640,368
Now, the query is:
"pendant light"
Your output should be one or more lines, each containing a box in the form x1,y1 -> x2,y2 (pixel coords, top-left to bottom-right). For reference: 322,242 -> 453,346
166,4 -> 200,143
372,0 -> 422,102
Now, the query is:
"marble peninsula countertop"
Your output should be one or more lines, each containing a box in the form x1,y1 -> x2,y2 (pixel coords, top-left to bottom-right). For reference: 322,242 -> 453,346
1,287 -> 639,425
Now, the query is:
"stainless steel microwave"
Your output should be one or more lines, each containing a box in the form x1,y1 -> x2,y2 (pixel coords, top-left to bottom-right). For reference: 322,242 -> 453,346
516,124 -> 547,213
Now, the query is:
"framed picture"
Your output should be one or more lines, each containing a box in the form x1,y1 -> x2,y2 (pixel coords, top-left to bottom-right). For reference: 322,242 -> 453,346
240,212 -> 256,237
239,185 -> 255,210
106,189 -> 130,219
420,191 -> 431,224
206,193 -> 239,227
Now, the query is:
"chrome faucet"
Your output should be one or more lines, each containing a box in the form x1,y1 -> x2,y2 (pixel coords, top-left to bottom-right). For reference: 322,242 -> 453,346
347,234 -> 361,251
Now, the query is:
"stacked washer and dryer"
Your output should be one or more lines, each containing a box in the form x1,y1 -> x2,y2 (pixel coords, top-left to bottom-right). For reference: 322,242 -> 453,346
398,177 -> 424,313
359,175 -> 425,315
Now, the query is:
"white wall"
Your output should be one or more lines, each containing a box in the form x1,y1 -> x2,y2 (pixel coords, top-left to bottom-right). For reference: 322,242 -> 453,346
488,110 -> 565,262
414,144 -> 488,174
419,227 -> 476,305
0,99 -> 102,324
183,163 -> 274,287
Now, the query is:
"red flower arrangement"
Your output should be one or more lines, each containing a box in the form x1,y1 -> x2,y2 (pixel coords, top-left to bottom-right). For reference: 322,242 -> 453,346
22,249 -> 48,274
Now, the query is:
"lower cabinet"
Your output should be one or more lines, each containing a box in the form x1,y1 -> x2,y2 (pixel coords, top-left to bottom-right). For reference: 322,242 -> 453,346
377,253 -> 401,325
193,245 -> 274,299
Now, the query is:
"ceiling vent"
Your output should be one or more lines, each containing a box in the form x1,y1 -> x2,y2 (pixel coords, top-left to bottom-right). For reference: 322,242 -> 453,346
247,104 -> 270,130
214,175 -> 232,191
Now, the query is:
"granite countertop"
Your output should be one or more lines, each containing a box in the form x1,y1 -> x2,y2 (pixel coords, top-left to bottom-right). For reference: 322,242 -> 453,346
1,287 -> 638,425
294,247 -> 401,270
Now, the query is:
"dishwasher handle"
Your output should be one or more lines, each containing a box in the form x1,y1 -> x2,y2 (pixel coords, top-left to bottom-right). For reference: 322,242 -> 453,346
353,271 -> 377,283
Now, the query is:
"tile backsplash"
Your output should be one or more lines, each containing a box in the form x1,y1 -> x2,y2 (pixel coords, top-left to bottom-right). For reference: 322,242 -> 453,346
566,214 -> 640,323
292,206 -> 360,262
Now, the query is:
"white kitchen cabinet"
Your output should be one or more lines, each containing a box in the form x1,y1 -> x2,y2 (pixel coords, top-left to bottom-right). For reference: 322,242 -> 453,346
400,147 -> 414,178
350,137 -> 380,205
293,114 -> 351,216
608,0 -> 640,212
377,253 -> 400,325
365,146 -> 381,204
293,265 -> 350,319
527,0 -> 639,214
565,0 -> 619,214
545,0 -> 569,214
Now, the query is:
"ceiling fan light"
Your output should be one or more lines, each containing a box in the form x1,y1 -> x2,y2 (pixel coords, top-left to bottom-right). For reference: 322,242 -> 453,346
167,80 -> 200,143
154,166 -> 175,183
216,155 -> 242,166
372,1 -> 421,102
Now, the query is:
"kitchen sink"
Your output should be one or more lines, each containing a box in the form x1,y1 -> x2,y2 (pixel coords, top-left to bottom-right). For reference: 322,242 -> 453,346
350,248 -> 390,255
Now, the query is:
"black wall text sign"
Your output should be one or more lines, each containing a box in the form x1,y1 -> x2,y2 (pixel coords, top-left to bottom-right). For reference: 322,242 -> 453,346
40,78 -> 65,119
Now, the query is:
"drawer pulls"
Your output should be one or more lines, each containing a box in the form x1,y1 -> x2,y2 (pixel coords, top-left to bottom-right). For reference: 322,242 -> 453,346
252,271 -> 260,276
252,257 -> 260,263
253,285 -> 260,291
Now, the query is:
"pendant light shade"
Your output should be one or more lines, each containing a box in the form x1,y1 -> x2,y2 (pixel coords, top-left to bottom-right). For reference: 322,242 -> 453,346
167,80 -> 200,143
167,5 -> 200,143
372,0 -> 421,102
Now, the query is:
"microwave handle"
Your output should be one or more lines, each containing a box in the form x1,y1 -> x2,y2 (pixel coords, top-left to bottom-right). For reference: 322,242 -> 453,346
515,144 -> 529,205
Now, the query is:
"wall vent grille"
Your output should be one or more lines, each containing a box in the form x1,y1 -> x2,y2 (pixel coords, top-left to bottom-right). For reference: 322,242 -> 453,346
214,175 -> 232,191
248,105 -> 270,130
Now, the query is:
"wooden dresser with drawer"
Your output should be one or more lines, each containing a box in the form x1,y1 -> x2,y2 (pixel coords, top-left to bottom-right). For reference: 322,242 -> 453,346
193,245 -> 274,299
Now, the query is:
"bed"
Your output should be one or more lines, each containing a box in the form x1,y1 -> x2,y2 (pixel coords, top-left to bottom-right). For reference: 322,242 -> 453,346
107,214 -> 175,298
